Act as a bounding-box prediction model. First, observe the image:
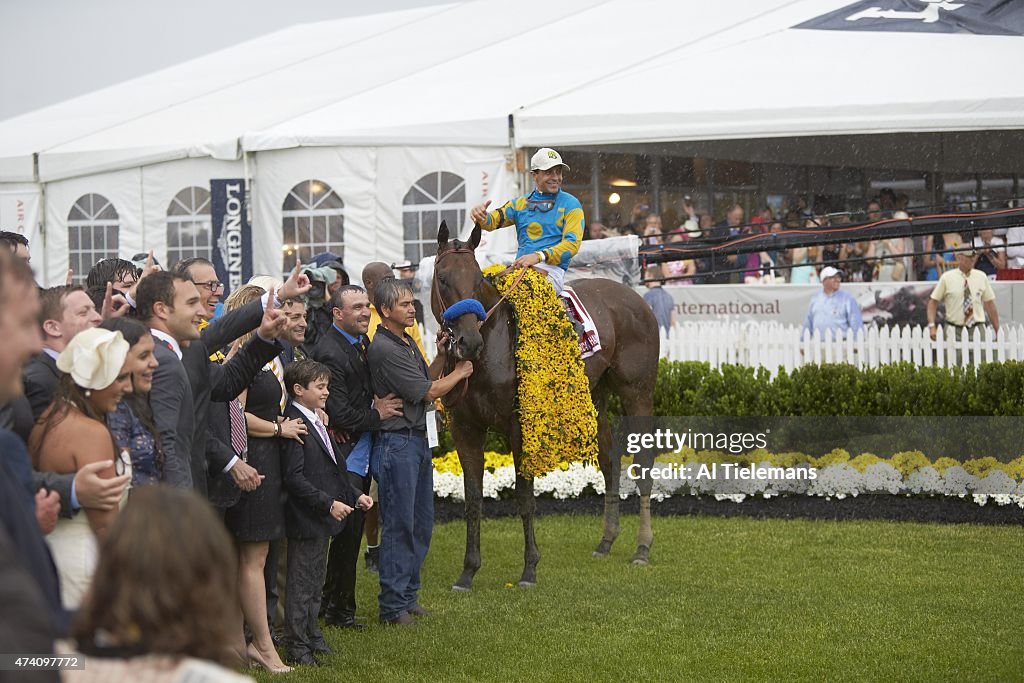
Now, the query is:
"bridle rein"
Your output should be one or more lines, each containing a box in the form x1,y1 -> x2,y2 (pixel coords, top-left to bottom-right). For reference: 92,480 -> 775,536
431,245 -> 530,408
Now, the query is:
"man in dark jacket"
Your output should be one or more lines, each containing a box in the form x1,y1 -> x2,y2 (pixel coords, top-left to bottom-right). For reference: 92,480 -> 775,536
306,285 -> 402,628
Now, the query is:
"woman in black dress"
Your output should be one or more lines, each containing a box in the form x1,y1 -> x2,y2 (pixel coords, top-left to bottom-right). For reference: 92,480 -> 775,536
221,285 -> 306,673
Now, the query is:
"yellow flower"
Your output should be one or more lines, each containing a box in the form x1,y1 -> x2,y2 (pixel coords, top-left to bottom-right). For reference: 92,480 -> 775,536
482,265 -> 598,478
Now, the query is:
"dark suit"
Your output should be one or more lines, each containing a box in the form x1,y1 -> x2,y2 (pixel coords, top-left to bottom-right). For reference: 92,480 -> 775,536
308,326 -> 380,436
205,400 -> 242,511
306,325 -> 377,622
280,404 -> 358,659
23,352 -> 59,420
0,429 -> 67,636
150,298 -> 281,494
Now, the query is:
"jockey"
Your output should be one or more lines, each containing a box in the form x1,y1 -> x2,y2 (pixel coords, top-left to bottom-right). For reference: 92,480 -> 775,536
469,147 -> 584,295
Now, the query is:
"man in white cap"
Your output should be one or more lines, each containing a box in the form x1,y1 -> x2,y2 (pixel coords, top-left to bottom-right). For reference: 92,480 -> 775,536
802,266 -> 864,339
469,147 -> 584,294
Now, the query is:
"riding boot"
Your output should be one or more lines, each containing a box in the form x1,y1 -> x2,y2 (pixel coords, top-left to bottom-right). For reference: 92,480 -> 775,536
561,298 -> 584,338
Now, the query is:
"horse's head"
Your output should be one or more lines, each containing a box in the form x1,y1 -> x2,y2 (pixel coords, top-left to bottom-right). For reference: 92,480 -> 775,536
433,220 -> 486,361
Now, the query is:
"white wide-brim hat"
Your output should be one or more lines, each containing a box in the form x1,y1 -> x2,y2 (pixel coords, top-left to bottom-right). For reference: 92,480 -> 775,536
56,328 -> 129,391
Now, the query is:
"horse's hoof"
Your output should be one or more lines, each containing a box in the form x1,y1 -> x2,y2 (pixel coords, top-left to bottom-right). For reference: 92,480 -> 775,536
592,550 -> 609,558
517,580 -> 537,589
451,584 -> 471,592
593,540 -> 613,557
631,545 -> 651,566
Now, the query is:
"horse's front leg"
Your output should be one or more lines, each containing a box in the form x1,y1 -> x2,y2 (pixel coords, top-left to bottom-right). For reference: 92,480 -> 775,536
452,421 -> 486,591
515,473 -> 540,587
508,424 -> 539,586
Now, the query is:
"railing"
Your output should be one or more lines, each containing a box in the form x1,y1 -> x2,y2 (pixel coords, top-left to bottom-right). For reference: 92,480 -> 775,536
659,322 -> 1024,372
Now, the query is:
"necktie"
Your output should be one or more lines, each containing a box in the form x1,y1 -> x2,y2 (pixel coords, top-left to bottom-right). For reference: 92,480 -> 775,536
228,399 -> 247,460
314,419 -> 337,464
357,338 -> 368,363
963,277 -> 974,322
269,357 -> 287,412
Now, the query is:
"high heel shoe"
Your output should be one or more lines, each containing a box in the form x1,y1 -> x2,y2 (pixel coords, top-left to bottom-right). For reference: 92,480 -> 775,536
247,642 -> 293,674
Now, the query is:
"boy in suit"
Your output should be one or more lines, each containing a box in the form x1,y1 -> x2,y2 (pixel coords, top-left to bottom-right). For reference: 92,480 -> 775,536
281,360 -> 372,666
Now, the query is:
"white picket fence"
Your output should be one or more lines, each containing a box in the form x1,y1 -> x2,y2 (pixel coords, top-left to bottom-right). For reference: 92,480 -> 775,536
659,322 -> 1024,373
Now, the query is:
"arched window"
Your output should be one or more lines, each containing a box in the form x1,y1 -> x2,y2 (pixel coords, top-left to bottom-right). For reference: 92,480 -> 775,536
402,171 -> 466,263
166,186 -> 212,269
67,193 -> 119,285
281,179 -> 344,273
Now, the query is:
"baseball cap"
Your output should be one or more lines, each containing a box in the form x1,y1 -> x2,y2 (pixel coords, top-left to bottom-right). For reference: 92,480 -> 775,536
820,266 -> 842,279
530,148 -> 570,172
391,260 -> 418,271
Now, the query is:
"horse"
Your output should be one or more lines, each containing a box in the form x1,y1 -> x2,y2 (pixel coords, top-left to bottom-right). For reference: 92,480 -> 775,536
431,221 -> 660,590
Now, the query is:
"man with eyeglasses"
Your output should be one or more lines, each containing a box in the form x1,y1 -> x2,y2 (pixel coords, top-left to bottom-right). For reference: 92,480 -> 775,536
927,249 -> 999,342
469,147 -> 584,295
173,257 -> 224,319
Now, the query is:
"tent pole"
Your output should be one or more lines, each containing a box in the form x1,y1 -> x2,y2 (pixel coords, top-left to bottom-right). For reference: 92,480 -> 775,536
243,149 -> 255,234
590,153 -> 601,223
33,153 -> 49,286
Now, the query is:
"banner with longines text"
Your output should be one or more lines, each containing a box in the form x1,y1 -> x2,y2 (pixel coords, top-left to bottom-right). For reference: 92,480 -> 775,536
209,179 -> 252,297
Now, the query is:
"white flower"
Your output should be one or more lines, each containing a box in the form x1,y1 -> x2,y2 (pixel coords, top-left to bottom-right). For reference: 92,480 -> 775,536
808,464 -> 862,497
971,470 -> 1016,495
938,466 -> 977,497
861,462 -> 904,495
906,467 -> 942,494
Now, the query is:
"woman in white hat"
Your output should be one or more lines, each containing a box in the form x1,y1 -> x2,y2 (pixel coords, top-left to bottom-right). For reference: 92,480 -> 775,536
29,327 -> 133,609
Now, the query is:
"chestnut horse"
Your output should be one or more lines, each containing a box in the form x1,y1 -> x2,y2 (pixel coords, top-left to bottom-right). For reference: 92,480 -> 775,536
432,221 -> 659,590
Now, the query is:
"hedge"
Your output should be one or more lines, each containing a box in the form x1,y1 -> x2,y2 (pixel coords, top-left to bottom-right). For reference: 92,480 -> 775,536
438,361 -> 1024,455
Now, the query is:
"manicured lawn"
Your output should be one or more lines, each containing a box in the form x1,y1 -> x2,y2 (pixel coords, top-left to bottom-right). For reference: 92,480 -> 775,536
253,514 -> 1023,682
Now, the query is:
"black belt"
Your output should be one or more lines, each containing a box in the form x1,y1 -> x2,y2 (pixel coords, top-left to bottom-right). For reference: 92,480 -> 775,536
382,427 -> 427,439
944,322 -> 978,329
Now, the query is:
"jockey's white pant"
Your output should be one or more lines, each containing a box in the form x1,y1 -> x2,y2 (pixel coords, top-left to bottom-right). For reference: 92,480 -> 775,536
534,263 -> 566,295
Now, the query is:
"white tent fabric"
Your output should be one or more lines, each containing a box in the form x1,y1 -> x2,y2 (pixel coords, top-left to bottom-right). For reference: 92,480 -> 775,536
515,1 -> 1024,145
0,5 -> 455,182
2,0 -> 1021,183
3,0 -> 1022,285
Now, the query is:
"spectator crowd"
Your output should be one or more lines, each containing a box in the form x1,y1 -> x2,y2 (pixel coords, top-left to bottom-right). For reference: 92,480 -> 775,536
0,233 -> 460,681
590,189 -> 1021,286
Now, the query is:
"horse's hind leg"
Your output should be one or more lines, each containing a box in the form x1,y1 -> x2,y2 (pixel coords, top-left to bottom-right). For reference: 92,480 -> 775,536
592,392 -> 621,557
630,446 -> 655,566
619,387 -> 655,566
452,423 -> 486,591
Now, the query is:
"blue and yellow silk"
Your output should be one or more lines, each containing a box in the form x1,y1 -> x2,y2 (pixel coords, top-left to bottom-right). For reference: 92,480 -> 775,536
479,190 -> 585,271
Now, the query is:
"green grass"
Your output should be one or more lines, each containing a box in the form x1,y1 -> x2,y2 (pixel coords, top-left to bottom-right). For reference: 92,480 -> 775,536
253,514 -> 1023,682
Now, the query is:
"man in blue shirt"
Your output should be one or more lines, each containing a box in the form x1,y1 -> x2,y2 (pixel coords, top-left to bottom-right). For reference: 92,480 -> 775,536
802,266 -> 864,339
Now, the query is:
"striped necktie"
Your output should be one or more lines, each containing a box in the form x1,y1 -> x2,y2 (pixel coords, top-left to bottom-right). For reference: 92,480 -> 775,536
314,419 -> 337,464
228,399 -> 247,460
962,277 -> 974,322
268,357 -> 286,412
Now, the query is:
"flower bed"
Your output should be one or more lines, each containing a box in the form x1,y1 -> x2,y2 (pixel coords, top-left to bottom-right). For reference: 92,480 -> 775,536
431,449 -> 1024,509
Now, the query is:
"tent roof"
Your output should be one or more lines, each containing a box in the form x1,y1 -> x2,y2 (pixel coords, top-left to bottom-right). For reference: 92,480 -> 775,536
515,3 -> 1024,146
1,0 -> 1021,183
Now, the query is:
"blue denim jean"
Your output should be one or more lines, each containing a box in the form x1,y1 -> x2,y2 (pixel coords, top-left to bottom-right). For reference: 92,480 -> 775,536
371,431 -> 433,620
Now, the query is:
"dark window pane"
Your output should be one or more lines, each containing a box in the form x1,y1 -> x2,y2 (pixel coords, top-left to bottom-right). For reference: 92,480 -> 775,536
313,216 -> 327,245
326,217 -> 344,244
440,172 -> 464,199
403,212 -> 419,241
